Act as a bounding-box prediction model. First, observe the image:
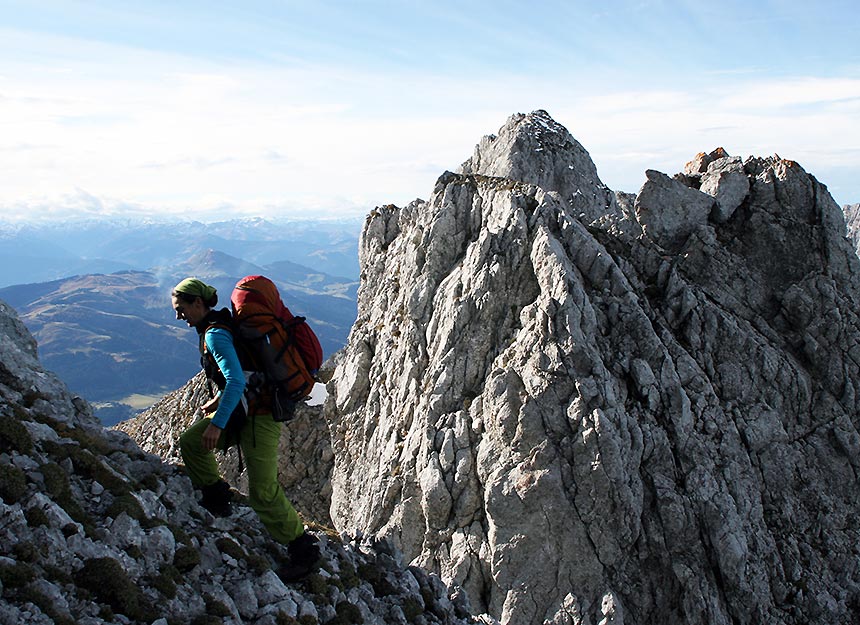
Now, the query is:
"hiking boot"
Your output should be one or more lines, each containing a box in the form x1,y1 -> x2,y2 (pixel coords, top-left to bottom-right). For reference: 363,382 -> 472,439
199,480 -> 232,517
276,532 -> 321,582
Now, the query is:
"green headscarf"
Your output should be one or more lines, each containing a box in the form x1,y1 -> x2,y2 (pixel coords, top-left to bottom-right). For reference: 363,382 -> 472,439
172,277 -> 217,303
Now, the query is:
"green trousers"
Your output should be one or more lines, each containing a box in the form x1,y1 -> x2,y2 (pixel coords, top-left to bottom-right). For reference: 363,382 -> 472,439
179,413 -> 304,544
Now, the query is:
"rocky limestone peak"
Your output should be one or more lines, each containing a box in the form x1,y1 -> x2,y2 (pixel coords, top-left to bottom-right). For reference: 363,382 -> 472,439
329,112 -> 860,625
0,302 -> 487,624
457,110 -> 631,234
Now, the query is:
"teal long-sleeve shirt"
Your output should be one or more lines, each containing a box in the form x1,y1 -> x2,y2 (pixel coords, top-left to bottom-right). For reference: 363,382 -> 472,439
205,327 -> 245,429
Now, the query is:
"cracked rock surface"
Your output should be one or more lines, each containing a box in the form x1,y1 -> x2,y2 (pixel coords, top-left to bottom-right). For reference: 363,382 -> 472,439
327,111 -> 860,625
845,203 -> 860,257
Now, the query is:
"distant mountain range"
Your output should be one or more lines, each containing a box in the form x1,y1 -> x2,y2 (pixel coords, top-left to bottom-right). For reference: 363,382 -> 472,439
0,216 -> 362,287
0,217 -> 361,424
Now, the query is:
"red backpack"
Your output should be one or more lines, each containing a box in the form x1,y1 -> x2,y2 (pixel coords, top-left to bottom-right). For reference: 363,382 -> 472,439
231,275 -> 323,421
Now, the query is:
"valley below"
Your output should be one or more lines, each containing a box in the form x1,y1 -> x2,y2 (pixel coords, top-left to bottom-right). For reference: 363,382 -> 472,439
0,218 -> 361,424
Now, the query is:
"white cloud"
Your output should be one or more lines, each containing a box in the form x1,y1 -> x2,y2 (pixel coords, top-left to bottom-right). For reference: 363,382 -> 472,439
719,77 -> 860,110
1,28 -> 859,222
549,78 -> 860,200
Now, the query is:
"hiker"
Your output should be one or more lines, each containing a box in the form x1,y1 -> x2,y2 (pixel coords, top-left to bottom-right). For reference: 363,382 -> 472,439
171,277 -> 320,581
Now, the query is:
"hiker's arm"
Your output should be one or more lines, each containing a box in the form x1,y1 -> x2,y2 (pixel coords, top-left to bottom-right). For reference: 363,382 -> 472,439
201,395 -> 219,415
204,328 -> 246,430
201,423 -> 222,451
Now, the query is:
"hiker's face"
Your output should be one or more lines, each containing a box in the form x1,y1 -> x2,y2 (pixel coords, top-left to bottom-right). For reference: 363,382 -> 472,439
172,295 -> 207,326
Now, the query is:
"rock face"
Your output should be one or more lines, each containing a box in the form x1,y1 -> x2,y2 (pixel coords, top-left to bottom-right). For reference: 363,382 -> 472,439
0,301 -> 484,624
845,203 -> 860,256
328,111 -> 860,625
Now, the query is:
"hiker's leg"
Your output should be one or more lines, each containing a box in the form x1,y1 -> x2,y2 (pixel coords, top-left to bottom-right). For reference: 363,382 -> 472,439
240,414 -> 304,544
179,417 -> 226,487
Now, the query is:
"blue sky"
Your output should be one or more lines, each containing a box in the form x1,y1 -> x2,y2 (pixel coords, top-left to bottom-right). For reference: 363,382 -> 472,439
1,0 -> 858,222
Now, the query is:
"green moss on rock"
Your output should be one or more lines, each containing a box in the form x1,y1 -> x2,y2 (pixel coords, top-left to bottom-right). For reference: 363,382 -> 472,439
74,556 -> 153,622
151,564 -> 178,599
40,439 -> 70,461
61,523 -> 79,537
215,537 -> 246,561
124,544 -> 144,560
59,424 -> 111,456
142,516 -> 167,530
402,596 -> 424,621
67,446 -> 129,495
357,562 -> 396,596
246,551 -> 272,576
40,462 -> 71,498
21,389 -> 50,408
107,493 -> 145,521
17,585 -> 76,625
204,594 -> 232,617
43,564 -> 73,586
40,461 -> 91,529
0,463 -> 28,503
137,472 -> 161,491
337,559 -> 361,589
169,523 -> 192,546
173,545 -> 202,572
12,541 -> 40,563
0,561 -> 37,588
24,505 -> 50,528
332,600 -> 363,624
0,414 -> 34,454
303,572 -> 328,596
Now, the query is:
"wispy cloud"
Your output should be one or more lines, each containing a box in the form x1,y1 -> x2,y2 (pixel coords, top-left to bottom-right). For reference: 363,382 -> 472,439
565,75 -> 859,166
1,1 -> 859,221
719,77 -> 860,110
3,58 -> 860,215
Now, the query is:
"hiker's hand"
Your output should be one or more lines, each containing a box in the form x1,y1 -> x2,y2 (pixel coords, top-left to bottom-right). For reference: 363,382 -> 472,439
201,397 -> 219,414
202,424 -> 222,451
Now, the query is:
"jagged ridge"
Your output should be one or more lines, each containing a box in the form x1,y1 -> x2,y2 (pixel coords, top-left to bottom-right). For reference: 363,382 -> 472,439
328,111 -> 860,625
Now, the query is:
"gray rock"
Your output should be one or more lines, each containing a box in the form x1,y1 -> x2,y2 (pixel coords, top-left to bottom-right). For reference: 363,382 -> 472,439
0,299 -> 38,359
229,579 -> 257,619
845,202 -> 860,256
27,492 -> 78,531
327,110 -> 860,625
458,109 -> 633,236
141,524 -> 176,569
255,569 -> 290,606
699,155 -> 749,222
635,168 -> 716,249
